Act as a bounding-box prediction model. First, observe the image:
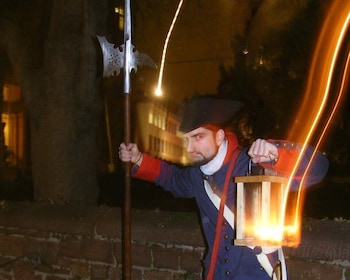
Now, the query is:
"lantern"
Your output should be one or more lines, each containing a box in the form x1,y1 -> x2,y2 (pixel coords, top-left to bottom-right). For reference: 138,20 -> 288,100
234,174 -> 299,247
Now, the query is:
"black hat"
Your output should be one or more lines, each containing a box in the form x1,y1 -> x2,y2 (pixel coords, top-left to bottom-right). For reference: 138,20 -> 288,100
178,96 -> 244,133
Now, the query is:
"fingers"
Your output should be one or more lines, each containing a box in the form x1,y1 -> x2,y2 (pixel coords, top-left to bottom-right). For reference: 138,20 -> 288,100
118,143 -> 142,164
118,143 -> 137,163
248,139 -> 278,163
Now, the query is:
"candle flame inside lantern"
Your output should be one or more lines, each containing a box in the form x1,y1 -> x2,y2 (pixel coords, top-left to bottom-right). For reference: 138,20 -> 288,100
254,224 -> 298,244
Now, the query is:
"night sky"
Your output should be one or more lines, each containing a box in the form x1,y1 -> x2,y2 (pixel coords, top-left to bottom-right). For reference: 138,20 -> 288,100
132,0 -> 249,100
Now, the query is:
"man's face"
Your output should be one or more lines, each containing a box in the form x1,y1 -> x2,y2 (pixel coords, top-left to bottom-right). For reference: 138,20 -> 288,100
182,127 -> 223,166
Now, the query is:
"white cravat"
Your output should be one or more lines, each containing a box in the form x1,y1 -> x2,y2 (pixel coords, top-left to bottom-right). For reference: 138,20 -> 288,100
200,140 -> 228,175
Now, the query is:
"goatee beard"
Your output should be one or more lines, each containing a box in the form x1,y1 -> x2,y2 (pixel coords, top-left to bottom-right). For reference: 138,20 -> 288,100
192,154 -> 216,167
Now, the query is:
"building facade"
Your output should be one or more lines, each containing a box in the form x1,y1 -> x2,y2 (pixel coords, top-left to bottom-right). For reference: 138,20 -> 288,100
1,83 -> 27,179
134,99 -> 189,166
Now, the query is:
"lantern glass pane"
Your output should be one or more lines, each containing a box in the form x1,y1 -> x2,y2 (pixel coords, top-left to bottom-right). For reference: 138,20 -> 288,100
243,182 -> 261,239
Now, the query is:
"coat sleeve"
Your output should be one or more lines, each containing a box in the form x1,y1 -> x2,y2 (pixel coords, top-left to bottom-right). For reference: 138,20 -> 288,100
131,153 -> 197,198
259,141 -> 329,191
131,153 -> 161,182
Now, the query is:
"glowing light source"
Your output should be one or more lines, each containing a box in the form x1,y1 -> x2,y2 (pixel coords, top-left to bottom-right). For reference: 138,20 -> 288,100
235,175 -> 299,247
154,0 -> 184,97
154,87 -> 163,97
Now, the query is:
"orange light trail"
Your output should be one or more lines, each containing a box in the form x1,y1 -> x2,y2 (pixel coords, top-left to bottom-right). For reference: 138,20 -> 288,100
281,2 -> 350,245
155,0 -> 184,97
294,51 -> 350,224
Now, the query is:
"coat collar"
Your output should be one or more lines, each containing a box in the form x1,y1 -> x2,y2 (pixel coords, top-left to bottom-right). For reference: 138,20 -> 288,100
223,132 -> 240,164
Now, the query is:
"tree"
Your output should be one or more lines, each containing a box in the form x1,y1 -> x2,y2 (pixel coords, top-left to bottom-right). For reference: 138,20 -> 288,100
0,0 -> 117,204
217,0 -> 326,142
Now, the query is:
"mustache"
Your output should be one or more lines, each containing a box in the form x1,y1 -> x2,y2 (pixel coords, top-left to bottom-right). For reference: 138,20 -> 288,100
190,153 -> 216,167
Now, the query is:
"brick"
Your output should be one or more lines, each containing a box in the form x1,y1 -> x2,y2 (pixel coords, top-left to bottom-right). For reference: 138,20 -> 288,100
0,235 -> 23,256
108,266 -> 141,280
143,269 -> 172,280
22,238 -> 59,265
179,248 -> 202,273
108,266 -> 122,279
46,276 -> 69,280
35,264 -> 70,277
13,262 -> 35,280
0,256 -> 17,271
35,263 -> 70,276
286,259 -> 343,280
71,261 -> 89,278
152,245 -> 179,270
56,256 -> 72,267
0,272 -> 13,280
131,243 -> 152,267
344,267 -> 350,280
51,233 -> 80,242
131,268 -> 143,280
90,264 -> 109,279
59,238 -> 114,263
173,272 -> 202,280
113,241 -> 122,265
17,229 -> 50,240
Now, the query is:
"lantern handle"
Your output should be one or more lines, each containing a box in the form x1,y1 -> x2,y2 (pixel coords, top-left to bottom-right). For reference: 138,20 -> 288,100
247,159 -> 252,175
247,158 -> 277,176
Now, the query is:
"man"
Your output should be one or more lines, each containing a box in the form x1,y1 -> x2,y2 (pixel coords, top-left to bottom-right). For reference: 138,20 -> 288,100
118,96 -> 329,280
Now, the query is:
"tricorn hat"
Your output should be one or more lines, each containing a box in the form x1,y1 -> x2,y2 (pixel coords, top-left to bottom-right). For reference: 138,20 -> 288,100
178,95 -> 244,133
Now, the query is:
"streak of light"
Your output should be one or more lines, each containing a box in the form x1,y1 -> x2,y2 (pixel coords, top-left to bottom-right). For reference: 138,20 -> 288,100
281,2 -> 350,245
294,51 -> 350,226
155,0 -> 184,97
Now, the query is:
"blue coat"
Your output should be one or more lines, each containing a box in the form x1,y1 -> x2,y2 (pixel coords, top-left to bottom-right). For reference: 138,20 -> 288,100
133,133 -> 329,279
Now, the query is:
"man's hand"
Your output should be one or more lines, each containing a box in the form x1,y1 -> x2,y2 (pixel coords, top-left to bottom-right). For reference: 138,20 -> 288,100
119,143 -> 143,165
248,139 -> 278,163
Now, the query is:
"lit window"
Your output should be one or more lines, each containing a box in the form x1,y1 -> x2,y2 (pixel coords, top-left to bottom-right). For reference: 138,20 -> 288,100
114,7 -> 124,31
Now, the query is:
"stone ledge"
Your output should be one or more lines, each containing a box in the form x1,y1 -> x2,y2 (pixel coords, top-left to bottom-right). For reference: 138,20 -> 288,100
0,201 -> 349,258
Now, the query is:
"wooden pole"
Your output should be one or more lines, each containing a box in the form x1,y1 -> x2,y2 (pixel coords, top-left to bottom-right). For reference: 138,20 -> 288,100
97,0 -> 155,277
122,93 -> 131,280
122,0 -> 132,278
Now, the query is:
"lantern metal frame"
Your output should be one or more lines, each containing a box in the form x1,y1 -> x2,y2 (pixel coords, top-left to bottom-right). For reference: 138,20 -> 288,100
234,175 -> 298,247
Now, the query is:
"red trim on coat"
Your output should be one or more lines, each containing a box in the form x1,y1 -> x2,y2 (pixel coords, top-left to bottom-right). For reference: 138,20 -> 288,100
259,147 -> 299,175
223,132 -> 239,164
133,153 -> 161,181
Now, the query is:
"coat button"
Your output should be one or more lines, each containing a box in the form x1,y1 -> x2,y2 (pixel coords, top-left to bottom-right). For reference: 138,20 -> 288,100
224,258 -> 230,263
224,234 -> 229,239
253,246 -> 262,254
225,246 -> 230,250
225,271 -> 230,275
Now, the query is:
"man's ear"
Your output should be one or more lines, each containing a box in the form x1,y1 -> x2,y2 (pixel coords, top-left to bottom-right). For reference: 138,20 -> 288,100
215,129 -> 225,145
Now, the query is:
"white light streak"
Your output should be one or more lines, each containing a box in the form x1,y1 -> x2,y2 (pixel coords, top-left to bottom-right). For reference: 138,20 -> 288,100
155,0 -> 184,97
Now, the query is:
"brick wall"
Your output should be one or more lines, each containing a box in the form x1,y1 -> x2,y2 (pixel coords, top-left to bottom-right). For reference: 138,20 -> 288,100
0,201 -> 349,280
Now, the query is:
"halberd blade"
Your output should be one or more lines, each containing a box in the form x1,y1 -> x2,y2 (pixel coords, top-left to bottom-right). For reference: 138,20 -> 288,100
97,36 -> 123,77
97,36 -> 157,78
